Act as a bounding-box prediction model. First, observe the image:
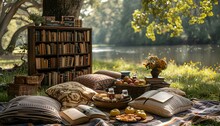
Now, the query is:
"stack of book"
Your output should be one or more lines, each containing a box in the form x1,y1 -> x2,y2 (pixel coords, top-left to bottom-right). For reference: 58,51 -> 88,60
145,76 -> 170,90
62,16 -> 75,27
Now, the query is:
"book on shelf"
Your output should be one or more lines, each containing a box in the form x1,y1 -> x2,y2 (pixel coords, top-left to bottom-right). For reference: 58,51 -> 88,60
59,105 -> 108,125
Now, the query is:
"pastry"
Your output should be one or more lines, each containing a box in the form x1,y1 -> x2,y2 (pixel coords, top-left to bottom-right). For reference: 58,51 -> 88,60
116,114 -> 141,122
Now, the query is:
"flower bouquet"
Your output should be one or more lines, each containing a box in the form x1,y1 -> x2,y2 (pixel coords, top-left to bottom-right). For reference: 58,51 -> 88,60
143,55 -> 167,78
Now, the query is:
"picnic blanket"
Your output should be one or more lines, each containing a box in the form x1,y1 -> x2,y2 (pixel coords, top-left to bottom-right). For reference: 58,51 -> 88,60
0,99 -> 220,126
110,99 -> 220,126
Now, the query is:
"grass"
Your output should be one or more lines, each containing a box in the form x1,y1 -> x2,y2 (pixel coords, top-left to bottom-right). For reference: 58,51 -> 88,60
0,59 -> 220,125
93,59 -> 220,101
0,59 -> 220,102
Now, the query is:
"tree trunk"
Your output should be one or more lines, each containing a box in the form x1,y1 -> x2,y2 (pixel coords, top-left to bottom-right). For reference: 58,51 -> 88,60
43,0 -> 84,21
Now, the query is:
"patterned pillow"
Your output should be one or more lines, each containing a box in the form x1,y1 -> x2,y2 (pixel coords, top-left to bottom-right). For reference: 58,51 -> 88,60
94,70 -> 121,79
45,81 -> 97,109
73,74 -> 116,90
0,96 -> 62,124
128,90 -> 192,117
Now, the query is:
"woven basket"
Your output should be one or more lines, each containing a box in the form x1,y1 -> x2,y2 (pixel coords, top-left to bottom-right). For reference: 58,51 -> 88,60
14,74 -> 44,85
7,83 -> 38,96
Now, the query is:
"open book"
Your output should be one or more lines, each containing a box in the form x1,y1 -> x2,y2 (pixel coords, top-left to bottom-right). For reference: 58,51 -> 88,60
59,105 -> 108,125
136,90 -> 173,103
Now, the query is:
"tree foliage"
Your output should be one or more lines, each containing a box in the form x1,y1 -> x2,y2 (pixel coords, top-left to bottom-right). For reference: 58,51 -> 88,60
132,0 -> 219,41
0,0 -> 41,55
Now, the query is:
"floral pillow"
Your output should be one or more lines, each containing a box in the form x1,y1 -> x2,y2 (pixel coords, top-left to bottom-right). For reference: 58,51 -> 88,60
73,74 -> 116,90
45,81 -> 97,109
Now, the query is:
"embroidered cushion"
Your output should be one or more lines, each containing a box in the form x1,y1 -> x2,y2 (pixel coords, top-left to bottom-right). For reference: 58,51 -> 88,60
0,96 -> 62,124
128,90 -> 192,117
45,81 -> 97,109
73,74 -> 116,90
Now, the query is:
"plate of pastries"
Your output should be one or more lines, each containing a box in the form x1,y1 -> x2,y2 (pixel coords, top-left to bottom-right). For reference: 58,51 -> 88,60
110,106 -> 154,123
92,93 -> 132,109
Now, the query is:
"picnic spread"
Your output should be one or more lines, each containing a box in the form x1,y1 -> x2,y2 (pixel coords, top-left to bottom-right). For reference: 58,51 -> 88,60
0,70 -> 219,126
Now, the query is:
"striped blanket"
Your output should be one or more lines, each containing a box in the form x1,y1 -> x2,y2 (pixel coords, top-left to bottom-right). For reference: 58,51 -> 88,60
0,99 -> 220,126
111,99 -> 220,126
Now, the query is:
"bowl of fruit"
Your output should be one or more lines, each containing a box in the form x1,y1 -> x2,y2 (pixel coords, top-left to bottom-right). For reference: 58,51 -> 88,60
113,76 -> 151,99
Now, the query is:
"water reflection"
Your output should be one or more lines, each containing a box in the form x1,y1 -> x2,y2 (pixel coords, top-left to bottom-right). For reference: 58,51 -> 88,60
92,45 -> 220,67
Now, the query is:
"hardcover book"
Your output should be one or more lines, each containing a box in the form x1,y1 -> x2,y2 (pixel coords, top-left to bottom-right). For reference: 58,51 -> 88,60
59,105 -> 108,125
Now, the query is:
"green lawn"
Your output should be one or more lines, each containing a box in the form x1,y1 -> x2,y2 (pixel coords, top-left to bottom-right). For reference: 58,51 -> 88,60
0,59 -> 220,125
0,59 -> 220,102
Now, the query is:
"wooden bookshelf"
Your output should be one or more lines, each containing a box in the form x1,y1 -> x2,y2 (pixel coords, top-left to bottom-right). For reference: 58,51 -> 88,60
28,26 -> 92,86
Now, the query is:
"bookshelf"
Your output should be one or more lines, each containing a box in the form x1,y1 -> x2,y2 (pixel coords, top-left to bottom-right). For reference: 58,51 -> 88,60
28,26 -> 92,86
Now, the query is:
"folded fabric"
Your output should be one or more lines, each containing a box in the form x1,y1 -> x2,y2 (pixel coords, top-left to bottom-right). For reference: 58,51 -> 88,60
128,90 -> 192,117
73,74 -> 116,90
0,96 -> 62,124
94,70 -> 121,79
158,87 -> 186,96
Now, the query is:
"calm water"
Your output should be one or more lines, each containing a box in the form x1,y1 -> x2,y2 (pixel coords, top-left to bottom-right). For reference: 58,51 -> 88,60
92,44 -> 220,67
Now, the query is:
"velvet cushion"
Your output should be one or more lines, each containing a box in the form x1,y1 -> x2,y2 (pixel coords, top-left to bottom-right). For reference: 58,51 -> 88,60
73,74 -> 116,90
0,96 -> 62,124
45,81 -> 97,109
94,70 -> 121,79
128,90 -> 192,117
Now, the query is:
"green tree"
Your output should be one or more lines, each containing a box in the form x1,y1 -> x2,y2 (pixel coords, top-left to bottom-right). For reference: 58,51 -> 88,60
132,0 -> 219,41
0,0 -> 41,55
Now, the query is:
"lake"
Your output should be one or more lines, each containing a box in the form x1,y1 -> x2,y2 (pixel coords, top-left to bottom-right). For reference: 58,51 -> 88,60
92,44 -> 220,67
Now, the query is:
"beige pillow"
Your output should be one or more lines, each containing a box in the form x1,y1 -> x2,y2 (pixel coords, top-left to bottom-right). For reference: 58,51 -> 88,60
45,81 -> 97,109
73,74 -> 116,90
94,70 -> 121,79
128,90 -> 192,117
158,87 -> 186,96
0,96 -> 62,124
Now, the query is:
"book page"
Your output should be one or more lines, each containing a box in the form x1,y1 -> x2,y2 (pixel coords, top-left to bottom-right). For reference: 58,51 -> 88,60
149,91 -> 173,103
136,90 -> 158,100
60,108 -> 89,125
76,105 -> 108,120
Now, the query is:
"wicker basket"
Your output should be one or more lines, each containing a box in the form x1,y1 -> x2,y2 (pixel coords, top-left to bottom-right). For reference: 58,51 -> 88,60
7,83 -> 38,96
14,74 -> 44,85
7,74 -> 44,97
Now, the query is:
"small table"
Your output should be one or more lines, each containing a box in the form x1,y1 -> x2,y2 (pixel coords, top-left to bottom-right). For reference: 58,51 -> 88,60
145,76 -> 170,90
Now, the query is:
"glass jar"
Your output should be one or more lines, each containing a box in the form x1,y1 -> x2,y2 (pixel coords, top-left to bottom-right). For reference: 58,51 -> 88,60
108,88 -> 115,99
121,89 -> 129,98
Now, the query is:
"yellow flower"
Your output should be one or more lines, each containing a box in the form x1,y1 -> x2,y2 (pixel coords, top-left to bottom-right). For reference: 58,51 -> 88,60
144,55 -> 167,71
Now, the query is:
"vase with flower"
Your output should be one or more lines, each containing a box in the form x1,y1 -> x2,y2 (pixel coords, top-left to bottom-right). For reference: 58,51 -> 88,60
143,55 -> 167,78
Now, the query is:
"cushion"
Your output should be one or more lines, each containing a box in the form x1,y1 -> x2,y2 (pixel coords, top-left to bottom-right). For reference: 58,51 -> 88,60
94,70 -> 121,79
45,81 -> 97,109
0,96 -> 62,124
128,90 -> 192,117
158,87 -> 186,96
73,74 -> 116,90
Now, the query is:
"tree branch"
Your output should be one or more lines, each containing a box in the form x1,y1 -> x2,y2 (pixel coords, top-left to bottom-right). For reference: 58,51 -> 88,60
12,16 -> 30,24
